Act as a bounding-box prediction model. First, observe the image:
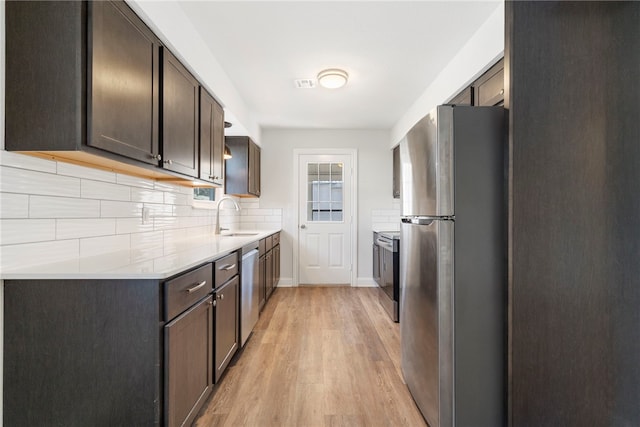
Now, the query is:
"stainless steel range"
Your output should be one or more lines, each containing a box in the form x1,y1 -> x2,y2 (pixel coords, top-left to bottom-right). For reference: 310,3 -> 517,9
373,231 -> 400,322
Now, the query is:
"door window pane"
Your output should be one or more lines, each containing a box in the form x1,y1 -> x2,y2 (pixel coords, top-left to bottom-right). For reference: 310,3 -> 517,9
306,162 -> 344,222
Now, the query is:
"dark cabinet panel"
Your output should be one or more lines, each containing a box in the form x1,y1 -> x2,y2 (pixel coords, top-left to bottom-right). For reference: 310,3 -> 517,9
199,88 -> 225,185
373,240 -> 381,286
392,145 -> 401,199
225,136 -> 261,197
6,1 -> 161,165
449,86 -> 473,106
474,59 -> 504,106
214,276 -> 239,383
161,48 -> 199,177
259,254 -> 266,311
89,1 -> 160,164
4,279 -> 161,426
273,243 -> 281,287
265,250 -> 273,299
165,296 -> 213,427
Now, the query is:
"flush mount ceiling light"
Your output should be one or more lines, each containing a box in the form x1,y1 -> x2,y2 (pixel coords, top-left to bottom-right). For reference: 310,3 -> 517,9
317,68 -> 349,89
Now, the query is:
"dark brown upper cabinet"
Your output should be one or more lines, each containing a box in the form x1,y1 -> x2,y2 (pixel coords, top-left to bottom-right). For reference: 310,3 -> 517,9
473,58 -> 505,106
199,88 -> 225,186
6,1 -> 162,166
161,48 -> 199,177
393,145 -> 401,199
225,136 -> 261,197
449,86 -> 473,106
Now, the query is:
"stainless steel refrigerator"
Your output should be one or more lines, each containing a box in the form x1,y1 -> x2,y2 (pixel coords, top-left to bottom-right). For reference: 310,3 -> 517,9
399,105 -> 505,427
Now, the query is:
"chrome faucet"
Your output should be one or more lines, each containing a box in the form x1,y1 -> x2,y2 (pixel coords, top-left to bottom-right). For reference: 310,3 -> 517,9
215,196 -> 241,234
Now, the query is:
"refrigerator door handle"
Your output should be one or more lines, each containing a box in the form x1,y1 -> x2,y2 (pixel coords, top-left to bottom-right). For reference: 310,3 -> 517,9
402,217 -> 441,225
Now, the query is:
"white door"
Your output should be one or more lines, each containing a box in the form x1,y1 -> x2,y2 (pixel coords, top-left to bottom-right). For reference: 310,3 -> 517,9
298,153 -> 353,285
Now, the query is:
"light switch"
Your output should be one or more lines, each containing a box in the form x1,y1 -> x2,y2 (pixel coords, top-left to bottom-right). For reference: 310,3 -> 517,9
142,206 -> 151,225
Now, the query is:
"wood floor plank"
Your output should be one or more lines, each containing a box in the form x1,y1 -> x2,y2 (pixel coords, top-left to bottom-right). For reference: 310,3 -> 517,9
194,287 -> 427,427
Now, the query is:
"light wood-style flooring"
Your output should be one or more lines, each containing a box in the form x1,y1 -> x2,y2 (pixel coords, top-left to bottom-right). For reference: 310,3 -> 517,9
194,287 -> 427,427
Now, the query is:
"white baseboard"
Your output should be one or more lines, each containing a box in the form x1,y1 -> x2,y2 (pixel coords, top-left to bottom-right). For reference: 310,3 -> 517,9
275,277 -> 294,287
355,277 -> 377,287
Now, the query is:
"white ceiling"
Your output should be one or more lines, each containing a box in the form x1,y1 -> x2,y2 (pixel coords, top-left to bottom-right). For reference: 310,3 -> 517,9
179,1 -> 501,132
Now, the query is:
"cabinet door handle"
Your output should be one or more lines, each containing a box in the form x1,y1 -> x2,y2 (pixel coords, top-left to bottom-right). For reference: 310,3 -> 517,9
151,153 -> 162,161
186,280 -> 207,293
164,159 -> 173,165
217,294 -> 225,300
219,263 -> 236,271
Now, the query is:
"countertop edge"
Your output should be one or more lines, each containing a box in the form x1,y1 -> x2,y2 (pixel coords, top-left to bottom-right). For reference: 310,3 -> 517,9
0,229 -> 281,281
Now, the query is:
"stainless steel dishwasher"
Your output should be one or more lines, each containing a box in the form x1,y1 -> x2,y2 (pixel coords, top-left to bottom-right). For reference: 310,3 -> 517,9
240,242 -> 260,347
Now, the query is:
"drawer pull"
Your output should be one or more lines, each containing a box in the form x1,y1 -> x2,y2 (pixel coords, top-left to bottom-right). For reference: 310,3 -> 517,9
219,263 -> 236,271
186,280 -> 207,293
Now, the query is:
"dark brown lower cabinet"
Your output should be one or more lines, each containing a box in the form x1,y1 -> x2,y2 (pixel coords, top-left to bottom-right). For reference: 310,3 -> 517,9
273,243 -> 281,287
3,279 -> 162,426
265,250 -> 273,298
258,253 -> 266,311
165,295 -> 213,427
214,276 -> 239,383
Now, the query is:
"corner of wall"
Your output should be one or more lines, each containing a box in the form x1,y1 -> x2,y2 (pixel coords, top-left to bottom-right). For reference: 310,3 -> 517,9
389,2 -> 504,146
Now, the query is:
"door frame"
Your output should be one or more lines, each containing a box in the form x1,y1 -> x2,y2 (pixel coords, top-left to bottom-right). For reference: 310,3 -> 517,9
293,148 -> 358,287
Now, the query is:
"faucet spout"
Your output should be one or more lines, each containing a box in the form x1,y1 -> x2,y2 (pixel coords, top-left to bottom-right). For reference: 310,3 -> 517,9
215,196 -> 241,234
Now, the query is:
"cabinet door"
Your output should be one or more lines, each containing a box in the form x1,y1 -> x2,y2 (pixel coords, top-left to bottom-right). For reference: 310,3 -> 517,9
162,48 -> 199,177
474,59 -> 505,106
274,244 -> 280,287
392,145 -> 401,199
165,296 -> 213,427
199,88 -> 224,185
248,141 -> 261,196
265,251 -> 273,299
449,86 -> 473,106
214,276 -> 239,383
89,1 -> 160,164
259,255 -> 266,311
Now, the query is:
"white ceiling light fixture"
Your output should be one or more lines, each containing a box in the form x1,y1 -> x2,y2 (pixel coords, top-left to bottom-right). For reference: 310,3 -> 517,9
317,68 -> 349,89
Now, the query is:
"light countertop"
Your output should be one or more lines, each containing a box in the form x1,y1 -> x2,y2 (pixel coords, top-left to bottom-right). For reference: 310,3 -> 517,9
0,229 -> 280,281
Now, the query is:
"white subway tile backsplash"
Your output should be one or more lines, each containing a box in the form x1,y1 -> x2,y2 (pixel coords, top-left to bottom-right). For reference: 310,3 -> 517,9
264,215 -> 282,223
116,174 -> 155,189
131,188 -> 164,204
0,166 -> 80,197
0,219 -> 56,245
0,239 -> 79,270
101,201 -> 143,218
115,217 -> 155,235
82,180 -> 131,201
163,192 -> 189,205
154,216 -> 179,231
57,162 -> 116,183
30,196 -> 101,218
80,234 -> 130,257
154,182 -> 185,193
242,215 -> 265,222
0,151 -> 57,173
0,193 -> 29,218
57,218 -> 116,239
144,203 -> 174,218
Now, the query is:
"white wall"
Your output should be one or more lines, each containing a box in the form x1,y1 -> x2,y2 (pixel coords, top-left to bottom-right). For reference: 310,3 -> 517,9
259,128 -> 394,286
127,0 -> 260,143
391,2 -> 505,146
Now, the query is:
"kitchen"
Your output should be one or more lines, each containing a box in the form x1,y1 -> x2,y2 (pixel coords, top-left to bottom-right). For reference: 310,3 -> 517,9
1,1 -> 638,427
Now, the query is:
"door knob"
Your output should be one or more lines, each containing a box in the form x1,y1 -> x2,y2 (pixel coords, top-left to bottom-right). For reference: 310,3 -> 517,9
300,224 -> 306,229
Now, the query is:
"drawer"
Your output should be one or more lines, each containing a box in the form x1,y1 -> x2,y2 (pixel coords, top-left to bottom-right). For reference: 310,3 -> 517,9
165,263 -> 213,321
265,235 -> 273,251
259,238 -> 266,256
272,232 -> 280,246
214,252 -> 238,287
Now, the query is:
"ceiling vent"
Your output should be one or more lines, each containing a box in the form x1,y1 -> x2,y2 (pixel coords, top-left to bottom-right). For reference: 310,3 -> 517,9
294,79 -> 317,89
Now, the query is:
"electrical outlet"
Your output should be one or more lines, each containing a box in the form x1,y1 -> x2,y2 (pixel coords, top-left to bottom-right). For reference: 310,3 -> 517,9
142,207 -> 151,225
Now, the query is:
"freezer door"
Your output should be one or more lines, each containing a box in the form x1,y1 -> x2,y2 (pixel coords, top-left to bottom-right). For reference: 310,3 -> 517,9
400,106 -> 454,217
400,218 -> 454,427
